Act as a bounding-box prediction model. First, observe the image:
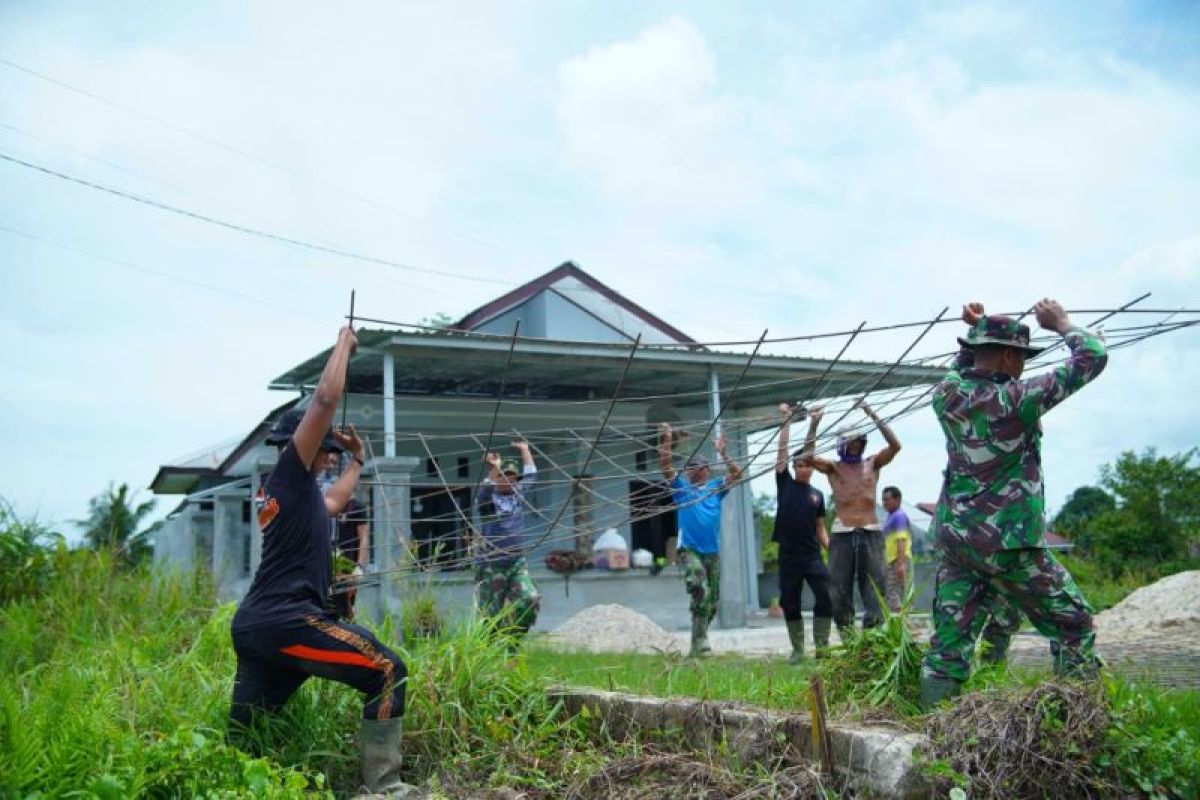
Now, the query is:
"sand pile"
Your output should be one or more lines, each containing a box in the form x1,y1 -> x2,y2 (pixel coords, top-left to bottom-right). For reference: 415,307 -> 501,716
1095,570 -> 1200,642
546,603 -> 681,654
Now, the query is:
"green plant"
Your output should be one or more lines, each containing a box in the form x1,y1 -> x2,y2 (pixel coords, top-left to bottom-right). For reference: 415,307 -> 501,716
1101,678 -> 1200,799
817,589 -> 924,715
0,499 -> 64,604
402,592 -> 442,639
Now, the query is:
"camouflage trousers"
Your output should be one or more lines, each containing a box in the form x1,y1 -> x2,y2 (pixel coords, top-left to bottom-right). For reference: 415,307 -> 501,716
680,549 -> 720,624
922,541 -> 1097,683
475,558 -> 540,635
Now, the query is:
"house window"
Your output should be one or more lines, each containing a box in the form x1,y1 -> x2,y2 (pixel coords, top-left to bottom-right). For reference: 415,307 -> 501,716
457,457 -> 470,478
411,485 -> 472,570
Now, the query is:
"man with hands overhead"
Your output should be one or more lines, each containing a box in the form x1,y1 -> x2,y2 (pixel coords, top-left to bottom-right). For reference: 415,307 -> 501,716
919,299 -> 1107,709
229,326 -> 417,796
659,423 -> 742,658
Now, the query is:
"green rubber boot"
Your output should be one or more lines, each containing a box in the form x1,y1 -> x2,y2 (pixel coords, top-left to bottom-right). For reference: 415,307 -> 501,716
980,633 -> 1012,666
360,717 -> 423,797
786,618 -> 806,664
918,674 -> 962,712
690,615 -> 712,658
812,616 -> 833,658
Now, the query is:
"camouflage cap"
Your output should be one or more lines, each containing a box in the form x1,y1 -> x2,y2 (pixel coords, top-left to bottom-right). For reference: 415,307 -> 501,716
958,315 -> 1044,354
500,458 -> 520,476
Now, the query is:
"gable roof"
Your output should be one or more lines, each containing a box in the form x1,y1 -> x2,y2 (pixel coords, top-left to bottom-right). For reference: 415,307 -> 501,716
453,261 -> 698,345
150,397 -> 299,494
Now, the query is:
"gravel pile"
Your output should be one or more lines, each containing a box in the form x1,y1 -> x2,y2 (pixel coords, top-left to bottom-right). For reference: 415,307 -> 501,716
546,603 -> 682,654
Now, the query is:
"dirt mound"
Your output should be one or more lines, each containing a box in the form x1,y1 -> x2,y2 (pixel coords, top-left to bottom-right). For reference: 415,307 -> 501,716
1096,570 -> 1200,636
547,604 -> 681,654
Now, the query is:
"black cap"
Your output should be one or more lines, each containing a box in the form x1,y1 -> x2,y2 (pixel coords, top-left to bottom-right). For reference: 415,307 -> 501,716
265,408 -> 343,453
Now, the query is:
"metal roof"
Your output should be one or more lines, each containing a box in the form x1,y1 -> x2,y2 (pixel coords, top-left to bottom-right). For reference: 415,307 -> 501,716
269,329 -> 943,409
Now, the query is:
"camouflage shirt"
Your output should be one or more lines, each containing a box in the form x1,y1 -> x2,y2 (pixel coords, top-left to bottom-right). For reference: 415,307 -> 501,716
931,327 -> 1107,553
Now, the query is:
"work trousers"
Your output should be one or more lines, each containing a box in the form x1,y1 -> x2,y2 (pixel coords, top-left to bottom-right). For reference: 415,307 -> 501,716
778,554 -> 832,622
828,528 -> 888,631
922,543 -> 1096,683
680,548 -> 720,623
230,614 -> 406,729
475,557 -> 541,634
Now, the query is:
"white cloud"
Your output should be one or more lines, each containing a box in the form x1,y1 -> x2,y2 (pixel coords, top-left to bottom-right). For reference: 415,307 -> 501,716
556,16 -> 760,212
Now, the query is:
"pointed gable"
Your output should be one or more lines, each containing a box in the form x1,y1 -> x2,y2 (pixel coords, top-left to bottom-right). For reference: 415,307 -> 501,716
453,262 -> 697,345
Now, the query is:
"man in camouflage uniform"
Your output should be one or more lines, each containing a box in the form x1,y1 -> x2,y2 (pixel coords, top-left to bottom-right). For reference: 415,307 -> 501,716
474,441 -> 540,641
920,299 -> 1107,709
659,423 -> 742,657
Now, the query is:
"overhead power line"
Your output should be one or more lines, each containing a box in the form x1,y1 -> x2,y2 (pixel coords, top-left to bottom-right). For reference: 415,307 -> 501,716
0,55 -> 526,261
0,150 -> 510,287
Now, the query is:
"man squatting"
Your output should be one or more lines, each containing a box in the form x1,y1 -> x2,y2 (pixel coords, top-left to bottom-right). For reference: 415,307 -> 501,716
229,326 -> 417,795
920,299 -> 1106,708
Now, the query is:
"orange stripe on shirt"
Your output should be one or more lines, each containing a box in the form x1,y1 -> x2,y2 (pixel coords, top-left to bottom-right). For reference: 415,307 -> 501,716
279,643 -> 382,671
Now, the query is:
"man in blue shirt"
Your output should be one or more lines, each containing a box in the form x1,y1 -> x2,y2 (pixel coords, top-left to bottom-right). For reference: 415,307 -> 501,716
658,422 -> 742,657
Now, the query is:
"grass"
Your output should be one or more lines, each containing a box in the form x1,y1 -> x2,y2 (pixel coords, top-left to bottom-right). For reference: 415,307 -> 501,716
0,548 -> 609,797
524,646 -> 819,710
3,502 -> 1197,798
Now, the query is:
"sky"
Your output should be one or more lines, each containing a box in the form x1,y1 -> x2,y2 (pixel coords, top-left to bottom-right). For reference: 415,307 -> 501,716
1,1 -> 1198,535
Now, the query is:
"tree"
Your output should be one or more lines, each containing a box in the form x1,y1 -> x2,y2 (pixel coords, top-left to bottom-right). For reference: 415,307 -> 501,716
77,483 -> 159,564
1052,485 -> 1115,547
417,312 -> 456,330
1080,449 -> 1200,576
753,493 -> 778,572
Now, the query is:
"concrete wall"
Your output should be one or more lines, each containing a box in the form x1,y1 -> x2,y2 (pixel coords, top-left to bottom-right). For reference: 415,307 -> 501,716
398,565 -> 693,633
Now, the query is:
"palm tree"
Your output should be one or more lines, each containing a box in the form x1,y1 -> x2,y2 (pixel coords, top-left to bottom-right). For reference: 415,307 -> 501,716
77,483 -> 159,563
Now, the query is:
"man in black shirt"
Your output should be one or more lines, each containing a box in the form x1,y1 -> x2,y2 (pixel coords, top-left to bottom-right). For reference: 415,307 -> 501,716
332,495 -> 369,620
229,326 -> 415,795
774,404 -> 833,663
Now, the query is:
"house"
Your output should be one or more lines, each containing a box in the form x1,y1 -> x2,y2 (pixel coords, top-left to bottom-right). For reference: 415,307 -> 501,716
151,262 -> 941,632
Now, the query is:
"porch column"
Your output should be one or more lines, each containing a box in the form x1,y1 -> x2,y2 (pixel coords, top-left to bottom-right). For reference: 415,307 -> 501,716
382,351 -> 396,458
212,489 -> 248,602
360,456 -> 420,627
711,367 -> 748,629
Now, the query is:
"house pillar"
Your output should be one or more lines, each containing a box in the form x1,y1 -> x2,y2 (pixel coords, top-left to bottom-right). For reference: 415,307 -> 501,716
212,489 -> 247,602
711,367 -> 748,629
359,456 -> 420,627
383,351 -> 396,458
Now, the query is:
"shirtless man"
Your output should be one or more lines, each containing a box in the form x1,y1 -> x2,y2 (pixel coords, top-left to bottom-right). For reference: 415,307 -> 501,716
803,403 -> 901,635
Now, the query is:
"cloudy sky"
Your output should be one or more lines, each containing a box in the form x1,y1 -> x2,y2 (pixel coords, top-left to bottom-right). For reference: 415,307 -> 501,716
1,1 -> 1198,534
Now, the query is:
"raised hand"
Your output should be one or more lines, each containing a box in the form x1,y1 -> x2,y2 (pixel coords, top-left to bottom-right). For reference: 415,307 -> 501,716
331,424 -> 364,460
1034,298 -> 1071,334
962,303 -> 985,326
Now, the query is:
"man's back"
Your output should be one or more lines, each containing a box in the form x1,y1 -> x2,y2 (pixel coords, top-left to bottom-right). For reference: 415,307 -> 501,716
933,327 -> 1107,552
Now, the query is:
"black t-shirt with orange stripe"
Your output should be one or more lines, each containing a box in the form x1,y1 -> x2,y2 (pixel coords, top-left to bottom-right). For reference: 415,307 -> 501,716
232,441 -> 332,632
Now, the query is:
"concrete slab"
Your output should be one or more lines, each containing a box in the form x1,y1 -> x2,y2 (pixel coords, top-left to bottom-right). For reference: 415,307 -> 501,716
550,687 -> 931,799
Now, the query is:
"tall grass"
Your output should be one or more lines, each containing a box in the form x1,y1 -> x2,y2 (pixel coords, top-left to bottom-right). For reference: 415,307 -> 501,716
0,545 -> 613,797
